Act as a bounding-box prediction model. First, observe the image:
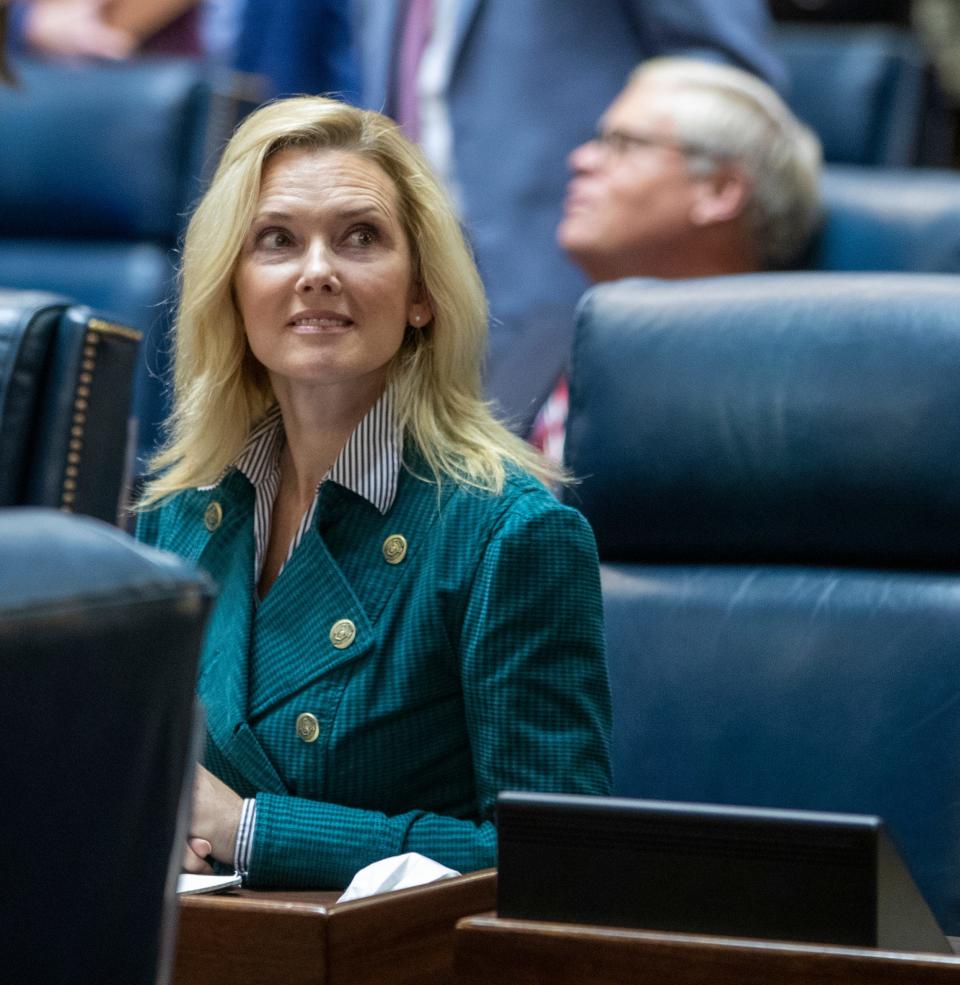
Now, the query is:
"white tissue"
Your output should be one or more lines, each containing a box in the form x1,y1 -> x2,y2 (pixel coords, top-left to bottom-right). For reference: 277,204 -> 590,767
337,852 -> 460,903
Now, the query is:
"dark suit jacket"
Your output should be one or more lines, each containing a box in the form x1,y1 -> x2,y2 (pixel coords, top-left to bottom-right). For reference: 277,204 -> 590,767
234,0 -> 359,101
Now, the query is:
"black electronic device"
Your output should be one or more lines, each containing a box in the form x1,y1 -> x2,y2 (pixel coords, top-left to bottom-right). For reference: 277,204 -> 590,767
496,792 -> 951,954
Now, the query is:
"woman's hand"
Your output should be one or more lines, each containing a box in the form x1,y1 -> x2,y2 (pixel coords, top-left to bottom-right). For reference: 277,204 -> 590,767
185,764 -> 243,870
183,837 -> 214,874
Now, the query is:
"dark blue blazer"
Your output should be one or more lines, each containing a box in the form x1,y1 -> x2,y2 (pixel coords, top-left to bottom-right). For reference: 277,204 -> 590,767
234,0 -> 360,102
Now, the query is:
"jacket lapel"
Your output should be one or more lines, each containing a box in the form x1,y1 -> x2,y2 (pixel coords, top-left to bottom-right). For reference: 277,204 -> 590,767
245,462 -> 447,718
246,519 -> 375,718
183,472 -> 267,777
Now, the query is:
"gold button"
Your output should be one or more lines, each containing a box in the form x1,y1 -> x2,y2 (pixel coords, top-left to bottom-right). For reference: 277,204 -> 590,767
296,712 -> 320,743
204,501 -> 223,532
330,618 -> 356,649
382,534 -> 407,565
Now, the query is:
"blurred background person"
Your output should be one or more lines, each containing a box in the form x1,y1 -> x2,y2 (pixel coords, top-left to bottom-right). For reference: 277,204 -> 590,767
912,0 -> 960,161
5,0 -> 359,102
353,0 -> 786,410
530,56 -> 823,462
5,0 -> 201,58
560,57 -> 822,281
229,0 -> 359,102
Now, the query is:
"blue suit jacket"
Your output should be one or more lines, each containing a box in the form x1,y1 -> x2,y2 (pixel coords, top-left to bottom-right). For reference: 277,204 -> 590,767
234,0 -> 360,102
353,0 -> 785,424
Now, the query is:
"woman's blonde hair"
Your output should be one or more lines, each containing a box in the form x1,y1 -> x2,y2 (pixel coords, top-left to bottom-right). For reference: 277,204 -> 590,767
140,96 -> 557,505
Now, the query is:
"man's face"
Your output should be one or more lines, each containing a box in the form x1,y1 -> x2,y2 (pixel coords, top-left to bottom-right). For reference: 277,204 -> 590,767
557,78 -> 706,283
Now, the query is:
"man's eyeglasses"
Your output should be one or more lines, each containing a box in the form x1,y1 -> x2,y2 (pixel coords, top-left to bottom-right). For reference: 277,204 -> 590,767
592,128 -> 726,162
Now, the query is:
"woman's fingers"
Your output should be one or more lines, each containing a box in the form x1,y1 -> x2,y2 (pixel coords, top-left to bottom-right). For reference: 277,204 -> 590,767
183,837 -> 214,874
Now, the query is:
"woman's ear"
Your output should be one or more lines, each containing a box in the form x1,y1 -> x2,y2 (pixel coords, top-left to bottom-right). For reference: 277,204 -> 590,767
689,166 -> 752,226
408,298 -> 433,327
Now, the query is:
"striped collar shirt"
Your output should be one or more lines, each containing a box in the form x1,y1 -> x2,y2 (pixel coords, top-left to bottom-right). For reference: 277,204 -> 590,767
231,388 -> 401,584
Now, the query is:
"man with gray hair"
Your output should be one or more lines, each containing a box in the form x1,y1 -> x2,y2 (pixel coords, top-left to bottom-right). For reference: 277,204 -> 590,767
560,56 -> 822,282
532,57 -> 822,459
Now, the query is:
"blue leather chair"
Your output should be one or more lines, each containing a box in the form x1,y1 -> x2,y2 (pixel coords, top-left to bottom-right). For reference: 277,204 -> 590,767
0,290 -> 141,522
775,24 -> 945,165
563,272 -> 960,934
0,57 -> 226,471
812,164 -> 960,273
0,508 -> 213,985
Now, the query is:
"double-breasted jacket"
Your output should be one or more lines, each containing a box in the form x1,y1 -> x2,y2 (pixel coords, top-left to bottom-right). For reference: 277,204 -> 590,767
137,454 -> 611,888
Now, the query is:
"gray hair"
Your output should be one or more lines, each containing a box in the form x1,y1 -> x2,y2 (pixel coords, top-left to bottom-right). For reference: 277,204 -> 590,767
631,57 -> 823,268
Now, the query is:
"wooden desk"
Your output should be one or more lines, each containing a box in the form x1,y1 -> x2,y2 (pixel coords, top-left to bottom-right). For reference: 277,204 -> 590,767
171,868 -> 496,985
455,913 -> 960,985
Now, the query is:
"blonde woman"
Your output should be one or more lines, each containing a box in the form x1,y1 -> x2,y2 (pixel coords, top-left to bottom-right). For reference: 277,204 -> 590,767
137,96 -> 611,888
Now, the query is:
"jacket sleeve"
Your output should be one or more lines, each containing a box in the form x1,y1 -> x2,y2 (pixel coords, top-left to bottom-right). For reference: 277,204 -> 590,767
246,495 -> 612,888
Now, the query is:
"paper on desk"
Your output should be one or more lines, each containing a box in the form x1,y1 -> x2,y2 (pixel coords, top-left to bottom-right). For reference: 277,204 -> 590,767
337,852 -> 460,903
177,872 -> 243,895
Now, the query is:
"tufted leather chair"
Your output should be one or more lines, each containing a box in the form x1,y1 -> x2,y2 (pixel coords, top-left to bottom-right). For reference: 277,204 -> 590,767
563,272 -> 960,933
0,56 -> 226,472
0,290 -> 140,522
0,508 -> 213,985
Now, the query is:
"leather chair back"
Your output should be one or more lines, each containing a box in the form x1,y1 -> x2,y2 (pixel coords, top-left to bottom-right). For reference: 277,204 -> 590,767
0,290 -> 140,522
0,57 -> 224,470
812,164 -> 960,274
0,508 -> 213,985
564,273 -> 960,933
775,24 -> 936,165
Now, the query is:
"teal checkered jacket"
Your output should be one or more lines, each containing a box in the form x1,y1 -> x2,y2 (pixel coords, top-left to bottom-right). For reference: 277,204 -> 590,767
137,452 -> 612,888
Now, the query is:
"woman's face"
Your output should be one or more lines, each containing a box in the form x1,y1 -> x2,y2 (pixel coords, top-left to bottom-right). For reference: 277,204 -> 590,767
234,147 -> 431,402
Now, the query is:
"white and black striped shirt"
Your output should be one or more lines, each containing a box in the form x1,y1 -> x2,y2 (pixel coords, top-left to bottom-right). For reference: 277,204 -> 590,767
234,388 -> 401,585
220,388 -> 401,878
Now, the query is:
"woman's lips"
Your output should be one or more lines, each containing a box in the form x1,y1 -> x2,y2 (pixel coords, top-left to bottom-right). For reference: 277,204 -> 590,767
287,311 -> 355,333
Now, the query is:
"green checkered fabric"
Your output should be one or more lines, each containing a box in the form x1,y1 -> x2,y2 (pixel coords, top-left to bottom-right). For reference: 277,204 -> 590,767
137,452 -> 611,888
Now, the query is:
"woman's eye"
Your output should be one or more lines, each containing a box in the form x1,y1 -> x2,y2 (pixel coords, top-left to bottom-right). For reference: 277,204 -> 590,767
255,228 -> 293,249
347,226 -> 378,247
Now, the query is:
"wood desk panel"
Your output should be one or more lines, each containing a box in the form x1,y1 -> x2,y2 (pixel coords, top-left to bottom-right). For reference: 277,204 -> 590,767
172,869 -> 495,985
175,890 -> 334,985
455,914 -> 960,985
325,873 -> 497,985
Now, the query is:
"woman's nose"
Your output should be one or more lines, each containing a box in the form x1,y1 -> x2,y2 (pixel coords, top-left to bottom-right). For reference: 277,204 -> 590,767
296,242 -> 340,294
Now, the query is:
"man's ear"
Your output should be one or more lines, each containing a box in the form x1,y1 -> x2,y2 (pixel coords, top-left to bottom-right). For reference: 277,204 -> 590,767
689,166 -> 752,226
